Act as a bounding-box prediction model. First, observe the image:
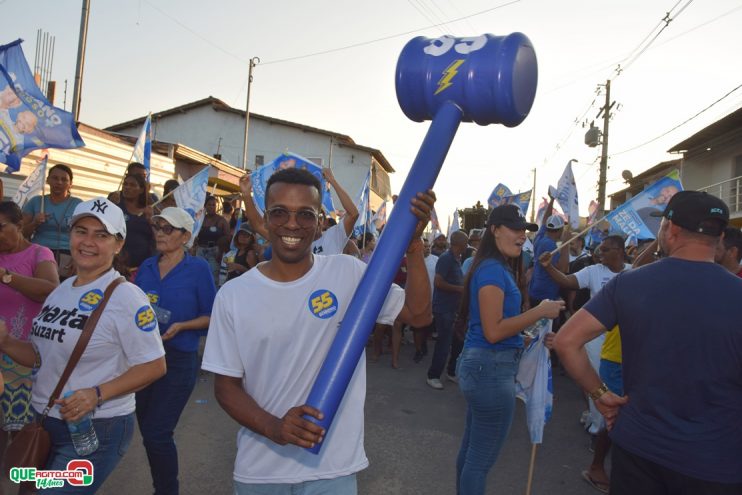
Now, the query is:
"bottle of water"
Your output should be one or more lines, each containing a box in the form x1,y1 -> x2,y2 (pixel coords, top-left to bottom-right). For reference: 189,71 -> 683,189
63,391 -> 99,456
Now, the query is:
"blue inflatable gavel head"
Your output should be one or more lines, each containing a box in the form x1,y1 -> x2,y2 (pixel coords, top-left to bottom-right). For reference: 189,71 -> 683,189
395,33 -> 538,127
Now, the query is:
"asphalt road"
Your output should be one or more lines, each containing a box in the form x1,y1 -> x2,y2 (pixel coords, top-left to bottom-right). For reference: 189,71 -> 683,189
2,342 -> 608,494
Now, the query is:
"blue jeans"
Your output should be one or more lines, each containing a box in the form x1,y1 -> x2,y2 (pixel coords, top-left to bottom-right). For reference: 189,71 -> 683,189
456,347 -> 522,495
136,348 -> 198,495
428,312 -> 456,380
233,474 -> 357,494
41,412 -> 134,494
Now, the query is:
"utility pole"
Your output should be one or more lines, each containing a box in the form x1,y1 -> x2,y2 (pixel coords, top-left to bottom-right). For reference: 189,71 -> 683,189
530,167 -> 537,223
596,79 -> 614,212
71,0 -> 90,122
241,57 -> 260,170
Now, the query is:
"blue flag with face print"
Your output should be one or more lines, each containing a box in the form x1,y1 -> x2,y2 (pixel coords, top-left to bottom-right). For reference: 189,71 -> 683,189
250,152 -> 336,215
0,39 -> 84,172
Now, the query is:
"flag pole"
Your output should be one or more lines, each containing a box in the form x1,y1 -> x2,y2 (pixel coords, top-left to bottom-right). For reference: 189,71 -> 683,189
40,159 -> 47,216
525,443 -> 538,495
548,212 -> 611,256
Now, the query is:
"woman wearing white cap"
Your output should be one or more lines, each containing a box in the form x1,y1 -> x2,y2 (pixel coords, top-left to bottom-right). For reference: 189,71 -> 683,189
134,207 -> 216,495
0,197 -> 166,493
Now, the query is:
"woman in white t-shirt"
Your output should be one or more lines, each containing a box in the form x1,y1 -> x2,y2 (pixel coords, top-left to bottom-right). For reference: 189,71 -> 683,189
0,197 -> 166,494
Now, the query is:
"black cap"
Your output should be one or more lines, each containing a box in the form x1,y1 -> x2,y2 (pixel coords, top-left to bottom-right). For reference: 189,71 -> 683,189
650,190 -> 729,236
487,204 -> 538,232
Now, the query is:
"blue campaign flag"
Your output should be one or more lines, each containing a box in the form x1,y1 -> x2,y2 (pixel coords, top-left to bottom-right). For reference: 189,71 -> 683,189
352,170 -> 371,238
502,189 -> 532,216
487,183 -> 513,208
606,170 -> 683,239
0,39 -> 84,172
250,152 -> 336,215
131,113 -> 152,179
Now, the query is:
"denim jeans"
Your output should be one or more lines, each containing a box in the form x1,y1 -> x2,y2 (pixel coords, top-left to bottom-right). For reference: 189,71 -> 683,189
456,347 -> 522,495
428,311 -> 456,380
41,412 -> 134,494
233,474 -> 357,495
136,348 -> 198,495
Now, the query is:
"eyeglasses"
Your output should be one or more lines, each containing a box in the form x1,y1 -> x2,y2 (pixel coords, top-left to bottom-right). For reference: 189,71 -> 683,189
151,223 -> 186,235
265,207 -> 319,229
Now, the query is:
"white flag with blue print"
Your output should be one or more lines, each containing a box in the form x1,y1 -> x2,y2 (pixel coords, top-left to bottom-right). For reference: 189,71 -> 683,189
516,318 -> 553,444
12,155 -> 46,208
173,166 -> 210,248
555,160 -> 580,229
352,170 -> 371,238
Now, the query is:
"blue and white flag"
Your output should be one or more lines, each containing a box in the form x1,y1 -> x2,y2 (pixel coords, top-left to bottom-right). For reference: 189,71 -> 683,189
352,170 -> 371,238
503,189 -> 532,216
0,39 -> 84,172
250,152 -> 335,215
173,166 -> 210,248
516,318 -> 553,444
373,201 -> 387,231
131,113 -> 152,179
429,206 -> 442,242
449,209 -> 460,237
554,160 -> 580,229
606,170 -> 683,240
487,183 -> 513,208
12,155 -> 46,208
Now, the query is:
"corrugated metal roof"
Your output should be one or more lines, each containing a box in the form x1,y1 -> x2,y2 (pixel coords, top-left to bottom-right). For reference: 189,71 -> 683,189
667,106 -> 742,153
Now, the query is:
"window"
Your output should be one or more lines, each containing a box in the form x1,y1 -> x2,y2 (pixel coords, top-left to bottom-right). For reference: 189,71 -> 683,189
255,155 -> 264,166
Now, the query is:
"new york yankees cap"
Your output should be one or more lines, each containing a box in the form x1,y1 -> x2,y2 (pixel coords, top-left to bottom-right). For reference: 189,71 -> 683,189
70,197 -> 127,239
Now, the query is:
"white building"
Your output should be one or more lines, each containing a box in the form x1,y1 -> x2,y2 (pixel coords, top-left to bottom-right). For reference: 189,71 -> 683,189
105,97 -> 394,212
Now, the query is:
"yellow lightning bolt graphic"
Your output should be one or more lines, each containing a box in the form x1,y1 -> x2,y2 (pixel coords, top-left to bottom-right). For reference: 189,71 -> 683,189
435,59 -> 465,95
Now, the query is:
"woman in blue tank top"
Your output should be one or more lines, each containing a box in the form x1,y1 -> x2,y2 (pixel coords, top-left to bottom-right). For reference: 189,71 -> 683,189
455,205 -> 564,494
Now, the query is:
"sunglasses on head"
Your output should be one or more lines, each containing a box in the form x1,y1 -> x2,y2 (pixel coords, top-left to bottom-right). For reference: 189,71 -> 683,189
151,223 -> 186,235
265,207 -> 319,229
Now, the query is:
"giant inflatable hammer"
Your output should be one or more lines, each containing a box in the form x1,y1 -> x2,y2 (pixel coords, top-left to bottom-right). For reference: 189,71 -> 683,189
304,34 -> 538,453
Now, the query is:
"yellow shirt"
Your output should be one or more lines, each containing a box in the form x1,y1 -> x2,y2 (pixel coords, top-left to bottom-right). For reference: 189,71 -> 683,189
600,325 -> 622,363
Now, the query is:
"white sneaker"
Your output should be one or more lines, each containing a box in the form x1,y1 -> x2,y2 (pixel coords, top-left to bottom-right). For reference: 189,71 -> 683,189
426,378 -> 444,390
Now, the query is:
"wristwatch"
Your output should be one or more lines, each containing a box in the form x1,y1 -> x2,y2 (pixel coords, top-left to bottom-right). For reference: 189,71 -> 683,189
1,269 -> 12,285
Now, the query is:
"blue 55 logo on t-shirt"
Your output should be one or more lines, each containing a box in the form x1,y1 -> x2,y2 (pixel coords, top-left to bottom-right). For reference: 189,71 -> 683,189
78,290 -> 104,312
134,305 -> 158,332
308,290 -> 338,319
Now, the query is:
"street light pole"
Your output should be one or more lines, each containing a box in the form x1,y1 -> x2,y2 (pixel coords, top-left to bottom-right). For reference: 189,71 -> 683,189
71,0 -> 90,122
241,57 -> 260,170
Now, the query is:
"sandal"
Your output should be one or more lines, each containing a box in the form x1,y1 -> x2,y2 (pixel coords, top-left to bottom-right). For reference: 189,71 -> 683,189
581,470 -> 609,493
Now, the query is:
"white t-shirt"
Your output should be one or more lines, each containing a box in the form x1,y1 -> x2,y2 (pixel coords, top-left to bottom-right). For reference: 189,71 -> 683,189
30,269 -> 165,419
574,262 -> 632,298
311,223 -> 349,255
202,254 -> 405,484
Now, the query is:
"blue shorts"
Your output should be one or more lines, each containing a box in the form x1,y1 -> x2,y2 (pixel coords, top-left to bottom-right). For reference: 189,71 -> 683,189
599,359 -> 623,397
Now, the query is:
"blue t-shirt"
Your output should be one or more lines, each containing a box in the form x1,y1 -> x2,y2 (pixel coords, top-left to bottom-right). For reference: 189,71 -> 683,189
584,257 -> 742,483
465,259 -> 524,350
528,226 -> 560,300
432,250 -> 463,314
135,252 -> 217,352
22,195 -> 82,251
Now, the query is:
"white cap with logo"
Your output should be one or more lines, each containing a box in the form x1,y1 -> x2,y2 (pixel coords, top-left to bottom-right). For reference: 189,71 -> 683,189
69,197 -> 127,239
546,214 -> 565,230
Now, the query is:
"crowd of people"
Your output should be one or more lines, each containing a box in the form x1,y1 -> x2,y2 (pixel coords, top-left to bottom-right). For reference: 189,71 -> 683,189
0,164 -> 741,495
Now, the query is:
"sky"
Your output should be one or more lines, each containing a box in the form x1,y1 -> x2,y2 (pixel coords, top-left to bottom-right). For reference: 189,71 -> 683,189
2,0 -> 742,226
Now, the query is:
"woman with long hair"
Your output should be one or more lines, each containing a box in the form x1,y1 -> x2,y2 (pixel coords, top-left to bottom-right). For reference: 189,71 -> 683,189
117,173 -> 155,275
0,201 -> 59,476
0,197 -> 166,494
22,163 -> 83,278
456,205 -> 564,494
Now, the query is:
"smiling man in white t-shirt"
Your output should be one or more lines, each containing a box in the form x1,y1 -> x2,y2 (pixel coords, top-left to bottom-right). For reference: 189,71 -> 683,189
202,168 -> 433,494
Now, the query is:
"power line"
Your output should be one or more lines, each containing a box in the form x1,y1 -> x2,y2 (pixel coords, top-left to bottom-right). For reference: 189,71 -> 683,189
611,83 -> 742,157
261,0 -> 521,65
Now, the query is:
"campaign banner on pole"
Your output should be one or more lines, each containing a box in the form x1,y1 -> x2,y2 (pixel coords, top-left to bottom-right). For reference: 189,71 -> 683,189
0,39 -> 84,172
12,155 -> 46,208
250,152 -> 336,215
173,166 -> 210,248
502,189 -> 532,216
487,183 -> 513,208
131,113 -> 152,179
516,318 -> 553,444
554,160 -> 580,229
606,170 -> 683,239
352,170 -> 371,238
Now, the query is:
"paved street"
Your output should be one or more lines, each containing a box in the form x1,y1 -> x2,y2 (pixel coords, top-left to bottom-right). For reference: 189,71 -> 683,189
93,343 -> 607,495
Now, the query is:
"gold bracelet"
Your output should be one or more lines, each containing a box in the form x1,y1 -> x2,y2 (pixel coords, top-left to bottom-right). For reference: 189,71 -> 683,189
588,383 -> 609,401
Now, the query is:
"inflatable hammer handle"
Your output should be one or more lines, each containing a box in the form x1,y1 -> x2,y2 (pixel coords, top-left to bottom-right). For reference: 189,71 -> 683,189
303,102 -> 463,454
